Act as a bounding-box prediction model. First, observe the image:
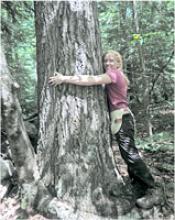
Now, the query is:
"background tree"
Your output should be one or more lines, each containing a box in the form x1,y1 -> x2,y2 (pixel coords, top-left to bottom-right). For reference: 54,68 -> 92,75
1,47 -> 38,183
1,1 -> 36,114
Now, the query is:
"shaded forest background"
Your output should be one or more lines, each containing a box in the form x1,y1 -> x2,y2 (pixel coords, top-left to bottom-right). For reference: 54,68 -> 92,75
1,1 -> 174,147
0,1 -> 174,220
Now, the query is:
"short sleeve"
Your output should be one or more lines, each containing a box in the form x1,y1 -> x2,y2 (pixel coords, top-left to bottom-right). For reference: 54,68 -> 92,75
106,68 -> 119,83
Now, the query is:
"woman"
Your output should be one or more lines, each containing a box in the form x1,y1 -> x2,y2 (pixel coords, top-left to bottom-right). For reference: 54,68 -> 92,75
49,50 -> 154,198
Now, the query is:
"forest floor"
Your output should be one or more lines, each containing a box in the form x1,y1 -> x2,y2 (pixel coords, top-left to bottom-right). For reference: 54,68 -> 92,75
0,132 -> 174,220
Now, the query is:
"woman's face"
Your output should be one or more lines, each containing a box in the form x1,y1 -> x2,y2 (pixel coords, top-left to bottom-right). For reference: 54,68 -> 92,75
104,54 -> 119,71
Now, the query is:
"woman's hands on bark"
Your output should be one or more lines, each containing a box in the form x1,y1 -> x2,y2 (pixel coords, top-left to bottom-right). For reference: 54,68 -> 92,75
48,73 -> 64,86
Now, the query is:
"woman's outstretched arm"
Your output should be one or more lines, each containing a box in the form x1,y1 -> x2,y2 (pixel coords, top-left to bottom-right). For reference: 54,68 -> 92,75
48,73 -> 112,86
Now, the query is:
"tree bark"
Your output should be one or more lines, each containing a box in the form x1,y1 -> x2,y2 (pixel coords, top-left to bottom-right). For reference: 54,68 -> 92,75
0,46 -> 62,219
0,47 -> 45,217
35,1 -> 134,218
1,48 -> 39,184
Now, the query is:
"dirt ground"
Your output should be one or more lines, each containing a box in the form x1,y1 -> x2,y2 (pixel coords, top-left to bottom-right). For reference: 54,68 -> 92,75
0,147 -> 174,220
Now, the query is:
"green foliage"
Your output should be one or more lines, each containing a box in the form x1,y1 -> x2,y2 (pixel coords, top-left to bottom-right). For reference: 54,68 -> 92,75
136,132 -> 174,152
1,1 -> 36,114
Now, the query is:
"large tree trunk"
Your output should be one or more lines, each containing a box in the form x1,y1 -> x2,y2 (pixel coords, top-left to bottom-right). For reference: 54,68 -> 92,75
35,1 -> 134,218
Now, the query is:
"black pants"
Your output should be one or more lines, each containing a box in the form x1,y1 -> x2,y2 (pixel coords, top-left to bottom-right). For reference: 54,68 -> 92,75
115,113 -> 154,188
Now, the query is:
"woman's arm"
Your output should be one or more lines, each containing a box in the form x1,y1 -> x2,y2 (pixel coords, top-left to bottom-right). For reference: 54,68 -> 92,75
49,73 -> 112,86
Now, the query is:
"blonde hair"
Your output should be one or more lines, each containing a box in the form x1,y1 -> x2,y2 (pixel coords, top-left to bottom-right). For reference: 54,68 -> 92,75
103,50 -> 129,86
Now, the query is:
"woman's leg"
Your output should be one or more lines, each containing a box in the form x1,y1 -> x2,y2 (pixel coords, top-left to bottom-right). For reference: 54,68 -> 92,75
115,114 -> 154,188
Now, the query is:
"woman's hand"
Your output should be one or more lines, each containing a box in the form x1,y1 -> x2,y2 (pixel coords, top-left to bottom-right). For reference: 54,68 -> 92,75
48,73 -> 64,86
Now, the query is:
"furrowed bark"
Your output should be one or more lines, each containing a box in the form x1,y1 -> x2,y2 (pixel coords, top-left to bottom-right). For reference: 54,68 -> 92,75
35,1 -> 134,218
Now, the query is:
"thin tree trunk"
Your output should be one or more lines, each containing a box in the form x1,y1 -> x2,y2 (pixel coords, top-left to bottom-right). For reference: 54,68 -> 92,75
35,1 -> 134,218
132,1 -> 153,137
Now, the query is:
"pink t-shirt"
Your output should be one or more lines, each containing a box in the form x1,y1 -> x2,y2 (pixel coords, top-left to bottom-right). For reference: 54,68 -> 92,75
106,68 -> 128,112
